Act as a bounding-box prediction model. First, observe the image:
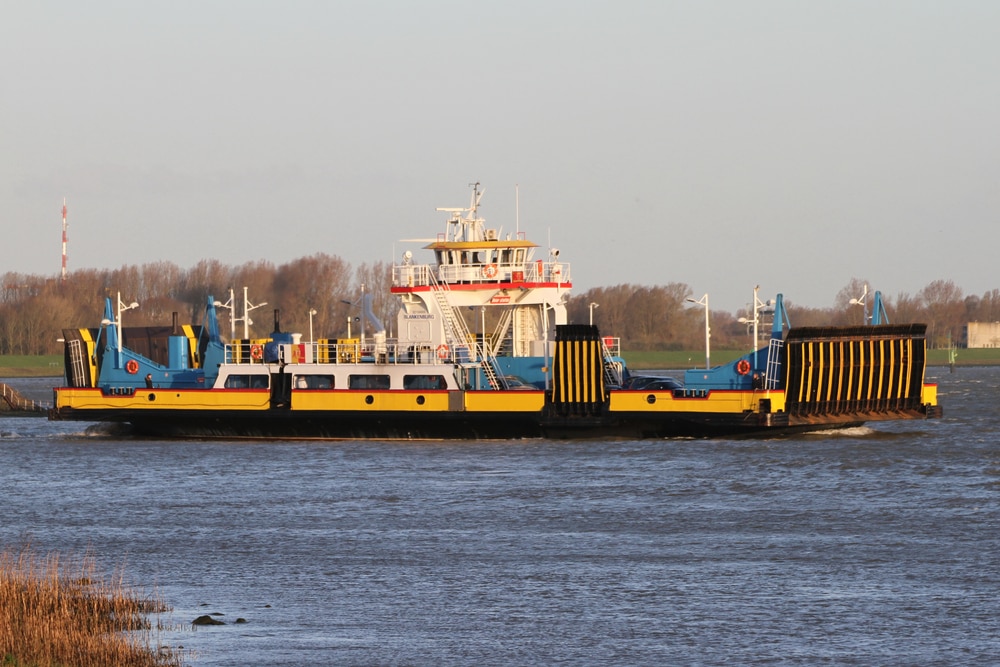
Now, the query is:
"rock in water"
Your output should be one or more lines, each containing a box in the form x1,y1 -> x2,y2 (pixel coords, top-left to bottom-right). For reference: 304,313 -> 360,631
192,614 -> 226,626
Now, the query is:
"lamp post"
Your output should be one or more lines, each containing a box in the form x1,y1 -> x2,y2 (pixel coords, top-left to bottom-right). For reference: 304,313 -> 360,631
849,283 -> 869,325
736,285 -> 769,368
686,293 -> 710,369
101,292 -> 139,364
215,287 -> 267,340
341,301 -> 359,339
341,284 -> 367,345
115,291 -> 139,358
213,288 -> 237,341
589,302 -> 599,326
308,308 -> 317,344
240,286 -> 267,339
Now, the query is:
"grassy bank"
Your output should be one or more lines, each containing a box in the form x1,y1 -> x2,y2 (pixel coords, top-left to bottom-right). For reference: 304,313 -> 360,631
0,356 -> 63,378
0,548 -> 183,667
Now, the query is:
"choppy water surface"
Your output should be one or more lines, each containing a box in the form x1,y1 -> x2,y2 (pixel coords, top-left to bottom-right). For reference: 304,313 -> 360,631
2,369 -> 998,665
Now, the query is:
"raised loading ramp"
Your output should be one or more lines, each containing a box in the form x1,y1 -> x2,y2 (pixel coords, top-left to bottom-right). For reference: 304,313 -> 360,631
782,324 -> 928,417
551,324 -> 606,417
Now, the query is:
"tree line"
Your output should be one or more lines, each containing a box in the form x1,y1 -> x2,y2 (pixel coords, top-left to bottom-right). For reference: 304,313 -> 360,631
567,277 -> 996,352
0,257 -> 989,355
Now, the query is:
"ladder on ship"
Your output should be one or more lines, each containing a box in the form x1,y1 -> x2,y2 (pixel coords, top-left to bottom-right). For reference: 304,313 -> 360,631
428,275 -> 507,390
513,309 -> 530,357
67,338 -> 89,388
764,338 -> 783,390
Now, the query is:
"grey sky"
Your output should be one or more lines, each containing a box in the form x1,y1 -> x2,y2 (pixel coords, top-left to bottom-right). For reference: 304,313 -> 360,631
3,1 -> 997,313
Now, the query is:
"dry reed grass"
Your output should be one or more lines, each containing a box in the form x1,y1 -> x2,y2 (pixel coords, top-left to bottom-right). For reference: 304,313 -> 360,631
0,547 -> 184,667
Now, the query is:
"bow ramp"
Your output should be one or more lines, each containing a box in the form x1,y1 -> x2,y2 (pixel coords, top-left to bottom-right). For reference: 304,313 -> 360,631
781,324 -> 938,420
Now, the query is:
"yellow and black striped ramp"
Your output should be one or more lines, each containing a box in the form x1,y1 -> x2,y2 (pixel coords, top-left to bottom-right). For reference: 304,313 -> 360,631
551,324 -> 607,417
782,324 -> 928,417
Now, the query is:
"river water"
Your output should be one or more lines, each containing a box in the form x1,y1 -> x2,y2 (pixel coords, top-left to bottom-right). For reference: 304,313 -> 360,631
2,368 -> 997,666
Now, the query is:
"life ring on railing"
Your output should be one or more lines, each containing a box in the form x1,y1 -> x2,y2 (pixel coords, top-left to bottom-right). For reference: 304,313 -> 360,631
736,359 -> 751,376
436,344 -> 449,359
125,359 -> 139,374
250,344 -> 263,361
482,263 -> 499,279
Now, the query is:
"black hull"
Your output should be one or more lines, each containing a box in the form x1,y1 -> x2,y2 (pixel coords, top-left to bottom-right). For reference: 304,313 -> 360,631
51,406 -> 938,440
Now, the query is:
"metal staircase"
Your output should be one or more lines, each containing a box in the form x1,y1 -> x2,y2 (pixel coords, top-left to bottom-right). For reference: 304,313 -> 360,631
428,275 -> 506,390
599,338 -> 624,386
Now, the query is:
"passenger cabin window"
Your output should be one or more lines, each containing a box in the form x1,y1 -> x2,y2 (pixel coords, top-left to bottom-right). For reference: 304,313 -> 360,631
349,375 -> 390,390
294,375 -> 334,390
225,374 -> 269,389
403,375 -> 448,390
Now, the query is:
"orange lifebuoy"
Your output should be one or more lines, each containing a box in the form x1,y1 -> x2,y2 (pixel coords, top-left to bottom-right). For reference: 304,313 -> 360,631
250,344 -> 263,361
125,359 -> 139,374
436,344 -> 449,359
482,264 -> 498,279
736,359 -> 751,375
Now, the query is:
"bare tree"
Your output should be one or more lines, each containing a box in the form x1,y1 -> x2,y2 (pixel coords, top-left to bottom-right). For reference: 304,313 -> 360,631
180,259 -> 234,319
274,254 -> 352,339
919,279 -> 965,348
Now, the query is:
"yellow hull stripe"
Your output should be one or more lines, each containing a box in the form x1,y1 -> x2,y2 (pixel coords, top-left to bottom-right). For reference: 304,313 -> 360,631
293,391 -> 454,412
295,391 -> 545,414
55,388 -> 270,411
610,390 -> 786,414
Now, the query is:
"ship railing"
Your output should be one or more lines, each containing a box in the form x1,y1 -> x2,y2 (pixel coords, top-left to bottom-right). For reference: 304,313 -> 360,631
536,260 -> 570,284
393,263 -> 433,288
600,336 -> 621,357
1,382 -> 50,412
222,339 -> 477,366
392,260 -> 571,287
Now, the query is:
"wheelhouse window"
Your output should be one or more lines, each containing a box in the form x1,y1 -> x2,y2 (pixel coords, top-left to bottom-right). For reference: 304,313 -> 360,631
348,375 -> 390,390
403,375 -> 447,390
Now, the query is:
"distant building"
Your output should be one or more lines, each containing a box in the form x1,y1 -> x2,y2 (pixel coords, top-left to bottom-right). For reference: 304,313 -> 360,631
965,322 -> 1000,348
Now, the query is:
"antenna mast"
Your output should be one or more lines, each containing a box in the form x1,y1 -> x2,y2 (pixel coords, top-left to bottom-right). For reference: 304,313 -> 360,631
515,183 -> 520,235
61,198 -> 68,282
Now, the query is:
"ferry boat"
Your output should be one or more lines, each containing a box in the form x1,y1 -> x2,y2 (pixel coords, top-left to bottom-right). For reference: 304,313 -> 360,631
49,185 -> 941,439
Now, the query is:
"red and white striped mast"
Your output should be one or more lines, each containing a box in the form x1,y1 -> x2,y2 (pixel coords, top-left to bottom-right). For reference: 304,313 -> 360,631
61,198 -> 68,281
